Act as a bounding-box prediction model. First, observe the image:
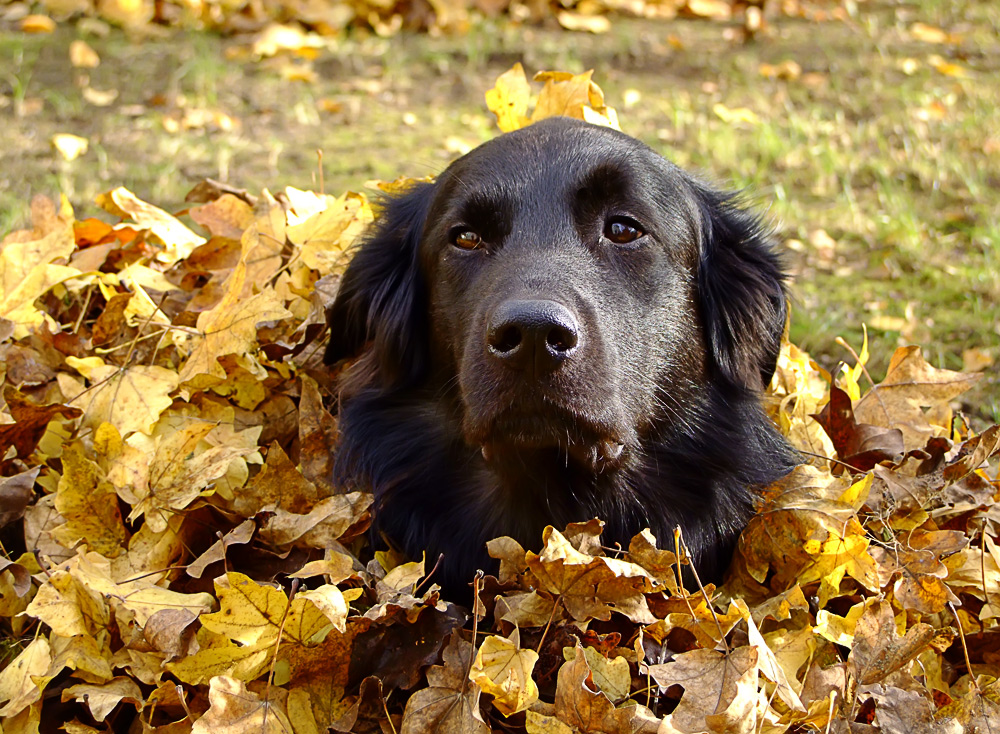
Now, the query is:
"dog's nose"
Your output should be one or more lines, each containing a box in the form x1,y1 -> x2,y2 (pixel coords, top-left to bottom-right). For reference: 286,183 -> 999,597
487,299 -> 579,375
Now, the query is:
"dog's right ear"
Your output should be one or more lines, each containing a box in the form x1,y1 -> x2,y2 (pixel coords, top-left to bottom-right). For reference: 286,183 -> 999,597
325,181 -> 437,388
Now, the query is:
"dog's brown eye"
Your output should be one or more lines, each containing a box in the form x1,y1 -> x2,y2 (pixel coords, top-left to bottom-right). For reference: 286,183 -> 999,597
452,230 -> 483,250
604,218 -> 643,245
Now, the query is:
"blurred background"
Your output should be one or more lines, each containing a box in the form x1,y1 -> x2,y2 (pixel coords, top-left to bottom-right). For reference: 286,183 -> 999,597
1,0 -> 997,420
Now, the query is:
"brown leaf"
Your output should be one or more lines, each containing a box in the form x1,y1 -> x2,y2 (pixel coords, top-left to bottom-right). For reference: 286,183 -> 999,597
854,346 -> 980,451
297,374 -> 339,492
188,194 -> 254,240
0,387 -> 82,461
848,601 -> 936,685
647,646 -> 758,734
867,685 -> 945,733
0,467 -> 39,529
400,633 -> 489,734
936,679 -> 1000,732
870,530 -> 965,614
556,644 -> 659,734
813,383 -> 904,470
191,676 -> 293,734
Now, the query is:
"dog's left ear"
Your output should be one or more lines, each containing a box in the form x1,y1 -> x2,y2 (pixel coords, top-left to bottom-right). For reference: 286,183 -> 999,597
696,187 -> 787,391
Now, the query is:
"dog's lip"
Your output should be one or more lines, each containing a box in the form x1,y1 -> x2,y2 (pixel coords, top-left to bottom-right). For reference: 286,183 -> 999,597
479,436 -> 626,470
471,407 -> 627,469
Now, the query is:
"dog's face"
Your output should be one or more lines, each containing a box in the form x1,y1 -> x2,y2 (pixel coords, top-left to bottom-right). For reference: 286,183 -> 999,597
326,117 -> 786,471
419,122 -> 709,467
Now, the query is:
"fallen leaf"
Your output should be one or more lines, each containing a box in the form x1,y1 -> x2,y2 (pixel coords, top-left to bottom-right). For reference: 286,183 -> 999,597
191,676 -> 294,734
401,634 -> 489,734
848,601 -> 938,685
469,629 -> 539,715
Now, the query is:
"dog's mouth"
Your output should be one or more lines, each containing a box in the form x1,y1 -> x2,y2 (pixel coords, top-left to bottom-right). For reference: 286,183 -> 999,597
470,407 -> 627,472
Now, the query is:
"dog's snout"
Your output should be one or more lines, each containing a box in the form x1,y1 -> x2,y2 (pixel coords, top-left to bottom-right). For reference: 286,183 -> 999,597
487,299 -> 579,375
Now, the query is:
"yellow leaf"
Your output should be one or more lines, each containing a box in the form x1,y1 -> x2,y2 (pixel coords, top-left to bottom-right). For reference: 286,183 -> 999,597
485,63 -> 531,133
838,324 -> 869,400
712,103 -> 760,126
526,526 -> 654,622
685,0 -> 730,19
0,638 -> 51,718
124,421 -> 256,532
556,11 -> 610,33
51,133 -> 89,161
532,69 -> 617,128
648,647 -> 758,733
297,585 -> 349,633
95,187 -> 205,265
69,39 -> 100,68
910,22 -> 960,44
525,711 -> 575,734
62,678 -> 142,722
401,634 -> 489,734
854,345 -> 980,450
62,357 -> 179,438
0,194 -> 80,337
177,236 -> 292,385
287,190 -> 373,272
96,0 -> 153,28
26,567 -> 110,638
469,630 -> 539,716
20,14 -> 56,32
52,444 -> 127,557
814,598 -> 879,646
578,647 -> 630,702
201,572 -> 331,647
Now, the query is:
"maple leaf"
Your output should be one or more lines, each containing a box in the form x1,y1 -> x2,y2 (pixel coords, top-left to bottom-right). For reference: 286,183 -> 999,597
0,638 -> 51,718
647,646 -> 759,734
287,189 -> 373,272
848,601 -> 939,685
870,529 -> 965,614
485,62 -> 531,132
104,419 -> 256,533
469,629 -> 539,716
61,678 -> 142,722
60,357 -> 179,438
770,339 -> 836,458
853,346 -> 980,451
531,69 -> 620,129
401,633 -> 490,734
0,387 -> 81,462
813,382 -> 904,471
192,676 -> 294,734
52,443 -> 127,557
737,466 -> 880,605
525,526 -> 655,622
177,236 -> 292,386
555,644 -> 659,734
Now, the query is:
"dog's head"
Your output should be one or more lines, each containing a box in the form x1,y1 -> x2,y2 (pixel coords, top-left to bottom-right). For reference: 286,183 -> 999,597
326,117 -> 785,467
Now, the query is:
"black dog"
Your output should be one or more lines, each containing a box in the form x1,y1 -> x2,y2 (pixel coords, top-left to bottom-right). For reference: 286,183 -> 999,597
325,117 -> 795,597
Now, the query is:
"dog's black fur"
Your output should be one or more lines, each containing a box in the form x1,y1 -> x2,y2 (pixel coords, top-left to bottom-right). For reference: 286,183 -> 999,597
325,117 -> 795,598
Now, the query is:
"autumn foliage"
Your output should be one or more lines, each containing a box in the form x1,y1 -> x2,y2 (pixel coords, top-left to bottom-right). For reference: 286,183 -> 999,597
0,67 -> 998,733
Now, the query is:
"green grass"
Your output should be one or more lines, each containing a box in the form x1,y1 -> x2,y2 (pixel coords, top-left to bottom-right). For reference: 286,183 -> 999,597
1,0 -> 998,420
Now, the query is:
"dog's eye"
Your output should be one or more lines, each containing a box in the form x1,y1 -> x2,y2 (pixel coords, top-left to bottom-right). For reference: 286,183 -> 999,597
604,217 -> 644,245
452,230 -> 483,250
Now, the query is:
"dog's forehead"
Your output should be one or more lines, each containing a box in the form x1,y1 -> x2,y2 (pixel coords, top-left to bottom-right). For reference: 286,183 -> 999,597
439,118 -> 674,197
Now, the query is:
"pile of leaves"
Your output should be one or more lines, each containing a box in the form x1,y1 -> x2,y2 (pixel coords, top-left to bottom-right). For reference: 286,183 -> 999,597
0,66 -> 998,733
6,0 -> 850,39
